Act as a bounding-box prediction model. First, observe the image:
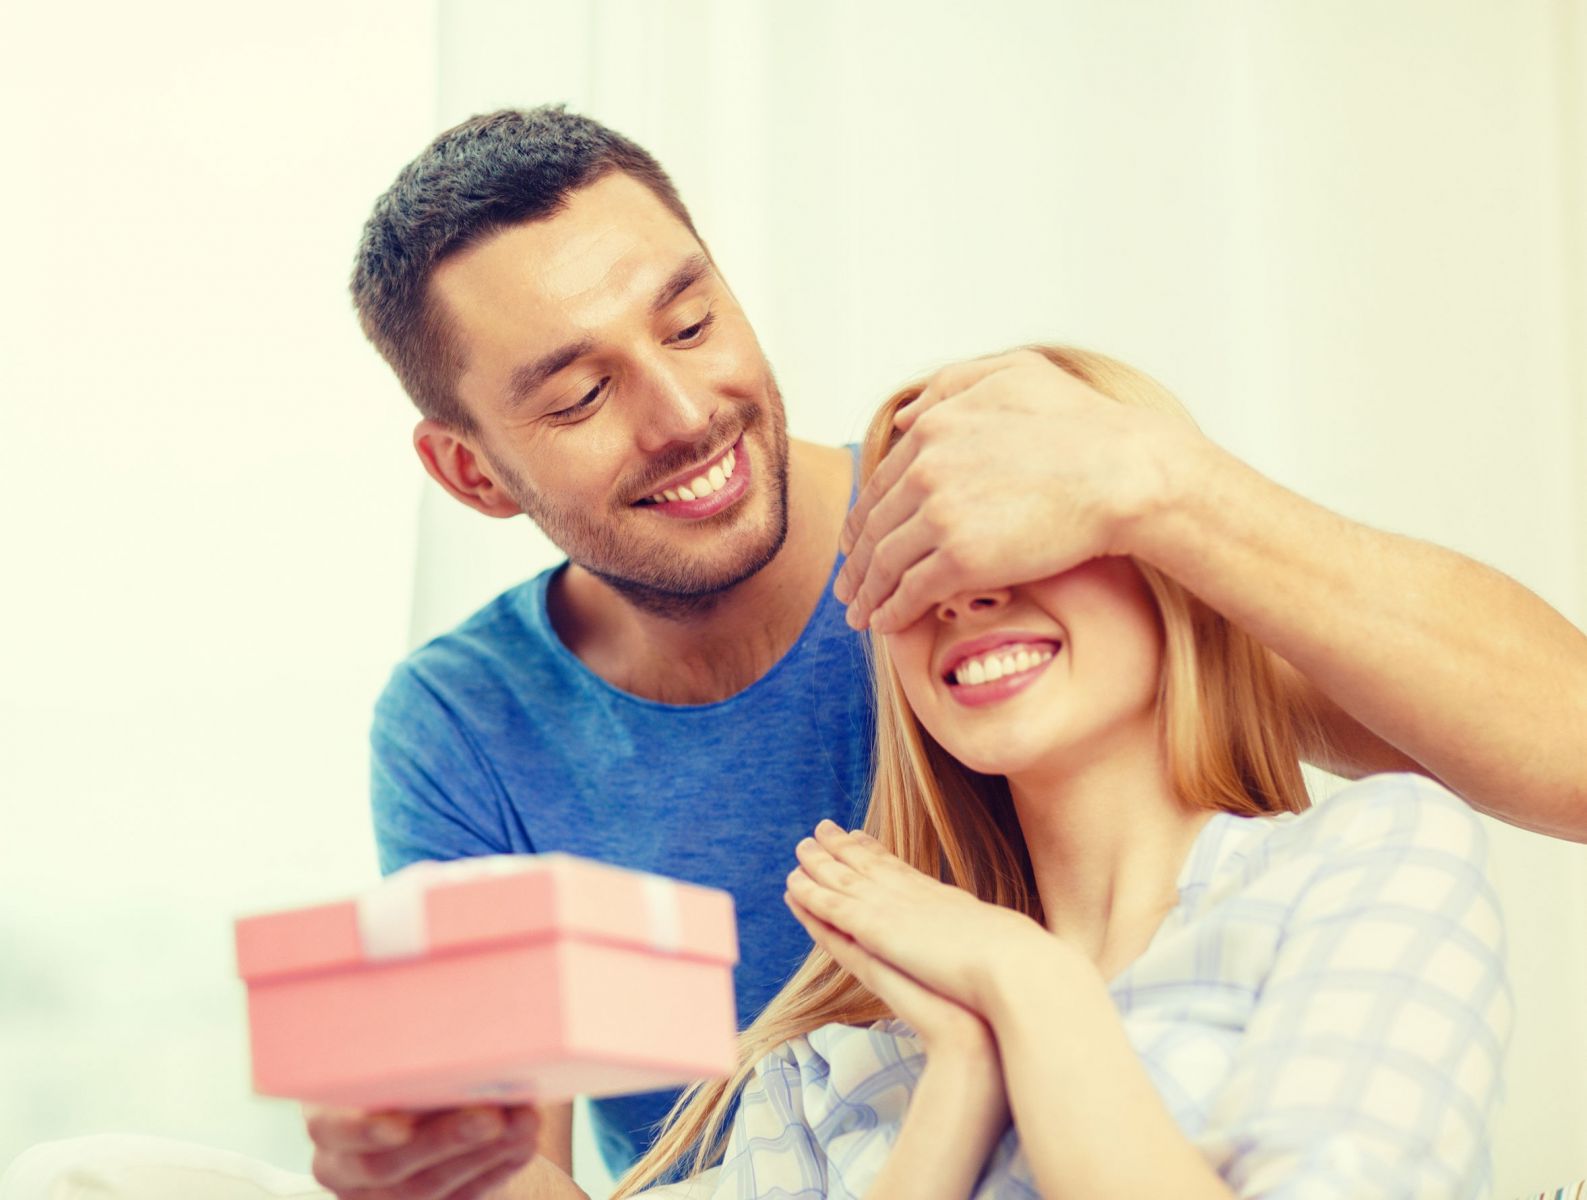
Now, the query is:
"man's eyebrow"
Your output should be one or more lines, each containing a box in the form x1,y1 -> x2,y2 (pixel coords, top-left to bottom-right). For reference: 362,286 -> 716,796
503,254 -> 712,410
505,335 -> 596,410
650,253 -> 713,316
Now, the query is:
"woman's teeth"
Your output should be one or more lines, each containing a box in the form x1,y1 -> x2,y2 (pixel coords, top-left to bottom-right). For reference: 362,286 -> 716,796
646,446 -> 737,504
951,643 -> 1056,687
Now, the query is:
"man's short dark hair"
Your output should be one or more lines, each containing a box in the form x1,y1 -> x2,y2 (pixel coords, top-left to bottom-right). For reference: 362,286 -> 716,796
350,106 -> 699,432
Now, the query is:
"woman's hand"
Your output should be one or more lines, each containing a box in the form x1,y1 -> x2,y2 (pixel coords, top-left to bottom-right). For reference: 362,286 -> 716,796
784,887 -> 997,1064
787,886 -> 1013,1200
834,348 -> 1192,633
786,820 -> 1047,1018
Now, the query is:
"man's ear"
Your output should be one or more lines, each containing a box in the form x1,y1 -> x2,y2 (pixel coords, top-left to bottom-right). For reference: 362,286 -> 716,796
412,419 -> 525,519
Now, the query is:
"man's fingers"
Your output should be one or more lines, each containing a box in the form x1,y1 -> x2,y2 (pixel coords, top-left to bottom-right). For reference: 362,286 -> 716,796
838,477 -> 932,603
845,517 -> 940,631
305,1106 -> 417,1153
838,426 -> 922,561
398,1107 -> 538,1178
341,1138 -> 535,1200
843,356 -> 1002,559
501,1105 -> 541,1141
835,524 -> 879,607
314,1106 -> 537,1191
893,353 -> 1023,433
870,552 -> 962,635
842,358 -> 1013,580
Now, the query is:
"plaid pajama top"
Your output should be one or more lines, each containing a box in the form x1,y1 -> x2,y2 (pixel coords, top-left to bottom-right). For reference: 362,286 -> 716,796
645,773 -> 1512,1199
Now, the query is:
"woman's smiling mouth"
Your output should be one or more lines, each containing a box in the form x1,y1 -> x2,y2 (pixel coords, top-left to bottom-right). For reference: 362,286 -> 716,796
941,635 -> 1062,708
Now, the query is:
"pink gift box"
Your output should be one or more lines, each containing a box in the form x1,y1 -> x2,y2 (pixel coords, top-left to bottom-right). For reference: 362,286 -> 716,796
235,853 -> 739,1109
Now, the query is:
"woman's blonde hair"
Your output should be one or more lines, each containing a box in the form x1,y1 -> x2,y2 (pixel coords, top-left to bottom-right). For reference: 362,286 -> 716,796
612,345 -> 1317,1196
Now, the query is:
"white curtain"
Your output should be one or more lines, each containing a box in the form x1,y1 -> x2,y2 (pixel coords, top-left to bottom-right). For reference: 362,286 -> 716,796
1,0 -> 437,1178
427,3 -> 1587,1195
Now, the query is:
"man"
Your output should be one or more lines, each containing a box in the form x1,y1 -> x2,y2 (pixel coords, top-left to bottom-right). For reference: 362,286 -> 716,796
308,106 -> 1587,1200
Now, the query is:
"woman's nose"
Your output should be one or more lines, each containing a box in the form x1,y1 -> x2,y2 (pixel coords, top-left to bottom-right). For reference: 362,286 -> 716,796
935,587 -> 1012,622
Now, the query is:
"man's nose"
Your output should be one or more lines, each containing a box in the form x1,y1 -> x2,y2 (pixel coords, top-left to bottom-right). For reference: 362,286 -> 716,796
633,357 -> 716,452
935,587 -> 1013,622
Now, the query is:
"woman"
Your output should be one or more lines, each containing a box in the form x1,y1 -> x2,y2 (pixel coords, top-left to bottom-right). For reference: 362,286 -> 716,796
617,347 -> 1510,1199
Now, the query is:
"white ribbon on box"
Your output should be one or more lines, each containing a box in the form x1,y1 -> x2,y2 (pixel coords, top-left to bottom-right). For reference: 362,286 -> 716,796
355,853 -> 683,961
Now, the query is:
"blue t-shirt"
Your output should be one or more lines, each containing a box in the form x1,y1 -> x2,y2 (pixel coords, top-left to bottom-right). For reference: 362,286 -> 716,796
369,458 -> 873,1175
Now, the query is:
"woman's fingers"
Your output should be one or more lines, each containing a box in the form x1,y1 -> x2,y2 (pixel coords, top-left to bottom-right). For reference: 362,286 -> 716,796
785,865 -> 848,929
785,890 -> 847,948
811,820 -> 897,875
786,893 -> 880,987
794,835 -> 862,891
787,892 -> 988,1053
801,823 -> 909,902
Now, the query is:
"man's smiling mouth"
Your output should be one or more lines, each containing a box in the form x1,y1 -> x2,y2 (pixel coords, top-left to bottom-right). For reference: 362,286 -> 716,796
634,440 -> 740,506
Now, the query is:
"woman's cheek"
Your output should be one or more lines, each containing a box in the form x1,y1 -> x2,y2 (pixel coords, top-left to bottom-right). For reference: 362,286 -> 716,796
884,634 -> 936,710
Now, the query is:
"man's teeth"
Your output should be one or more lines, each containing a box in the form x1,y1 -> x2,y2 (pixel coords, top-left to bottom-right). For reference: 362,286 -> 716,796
648,446 -> 737,504
952,643 -> 1057,687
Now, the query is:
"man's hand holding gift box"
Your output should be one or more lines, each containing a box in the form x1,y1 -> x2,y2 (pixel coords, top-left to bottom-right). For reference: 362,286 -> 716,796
234,854 -> 740,1198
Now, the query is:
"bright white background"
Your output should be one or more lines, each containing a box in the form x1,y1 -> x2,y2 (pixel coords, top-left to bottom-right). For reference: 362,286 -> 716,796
2,3 -> 1583,1197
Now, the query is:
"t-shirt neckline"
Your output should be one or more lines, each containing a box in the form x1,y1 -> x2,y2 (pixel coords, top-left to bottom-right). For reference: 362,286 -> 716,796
526,444 -> 862,714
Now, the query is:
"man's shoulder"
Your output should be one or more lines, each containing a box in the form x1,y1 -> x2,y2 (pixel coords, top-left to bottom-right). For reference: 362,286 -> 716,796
377,566 -> 564,715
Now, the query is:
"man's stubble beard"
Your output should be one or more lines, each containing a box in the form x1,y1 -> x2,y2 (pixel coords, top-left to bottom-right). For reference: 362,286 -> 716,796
486,385 -> 792,621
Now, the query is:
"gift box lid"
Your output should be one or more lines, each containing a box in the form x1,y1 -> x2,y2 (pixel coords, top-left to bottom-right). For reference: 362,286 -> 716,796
235,853 -> 738,984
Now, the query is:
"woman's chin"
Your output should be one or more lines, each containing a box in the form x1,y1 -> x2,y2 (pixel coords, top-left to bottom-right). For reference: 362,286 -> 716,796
944,739 -> 1050,780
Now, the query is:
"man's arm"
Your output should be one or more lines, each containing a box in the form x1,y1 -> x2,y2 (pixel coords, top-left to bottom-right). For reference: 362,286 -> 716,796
534,1102 -> 574,1176
1134,434 -> 1587,839
836,349 -> 1587,840
493,1102 -> 582,1198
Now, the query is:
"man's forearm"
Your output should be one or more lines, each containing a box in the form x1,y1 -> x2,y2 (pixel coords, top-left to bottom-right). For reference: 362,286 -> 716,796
1130,435 -> 1587,839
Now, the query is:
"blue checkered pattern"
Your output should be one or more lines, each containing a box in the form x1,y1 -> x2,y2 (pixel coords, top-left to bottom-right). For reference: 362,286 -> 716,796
641,775 -> 1511,1199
